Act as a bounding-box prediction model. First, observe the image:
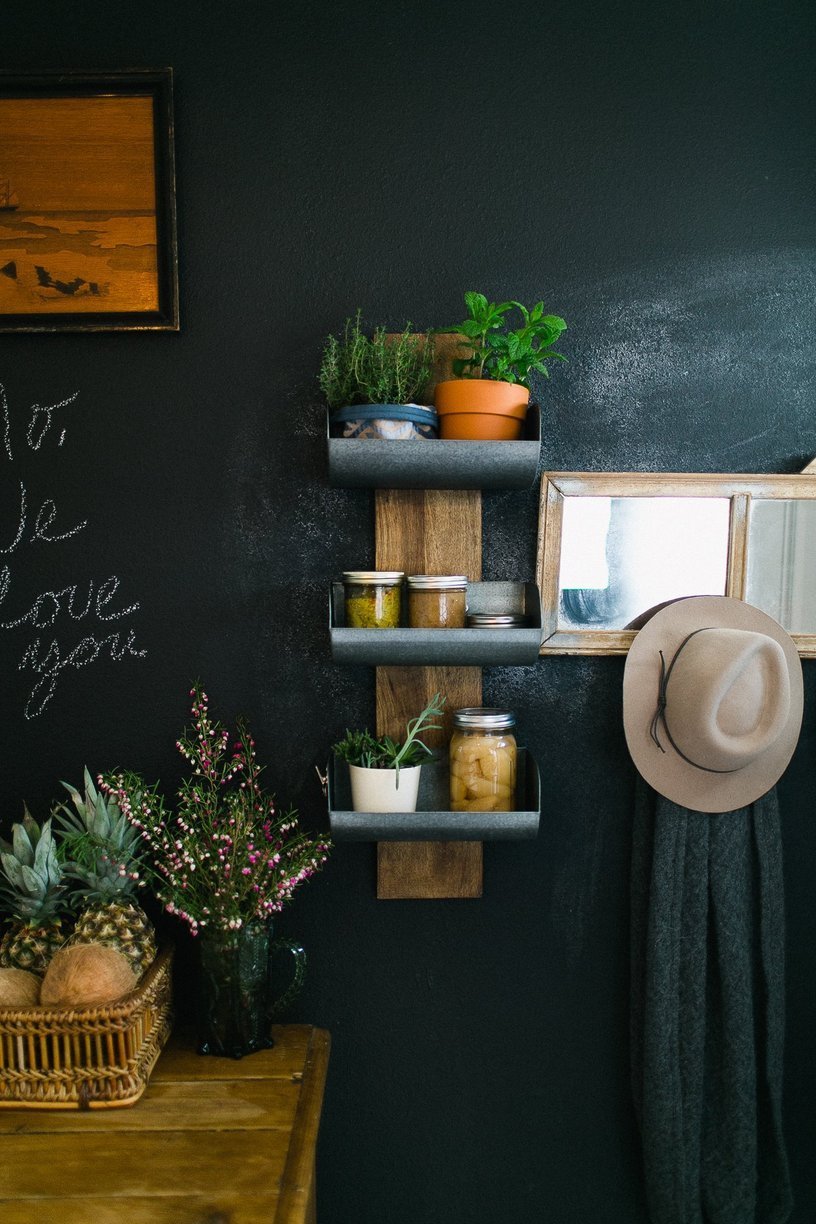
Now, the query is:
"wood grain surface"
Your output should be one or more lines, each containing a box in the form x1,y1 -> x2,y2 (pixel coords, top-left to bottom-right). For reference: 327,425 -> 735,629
0,1025 -> 330,1224
375,488 -> 483,899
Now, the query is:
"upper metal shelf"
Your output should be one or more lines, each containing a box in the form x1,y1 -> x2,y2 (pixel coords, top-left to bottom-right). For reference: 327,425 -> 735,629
327,404 -> 541,489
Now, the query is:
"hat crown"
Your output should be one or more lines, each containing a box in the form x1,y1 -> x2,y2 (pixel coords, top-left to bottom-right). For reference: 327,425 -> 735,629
664,627 -> 790,773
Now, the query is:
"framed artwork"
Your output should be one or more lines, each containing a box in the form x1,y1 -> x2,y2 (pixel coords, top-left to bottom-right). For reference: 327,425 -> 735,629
0,69 -> 178,332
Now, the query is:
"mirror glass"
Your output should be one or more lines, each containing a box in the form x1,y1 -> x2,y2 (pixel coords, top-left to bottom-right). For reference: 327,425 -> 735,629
745,499 -> 816,631
539,472 -> 816,655
558,496 -> 731,630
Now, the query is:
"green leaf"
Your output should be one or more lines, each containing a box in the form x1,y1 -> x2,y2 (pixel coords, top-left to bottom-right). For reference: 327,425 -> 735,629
21,808 -> 41,848
33,821 -> 53,871
21,864 -> 44,898
464,291 -> 488,319
1,852 -> 23,888
94,792 -> 111,840
12,823 -> 34,867
60,778 -> 85,818
83,766 -> 98,805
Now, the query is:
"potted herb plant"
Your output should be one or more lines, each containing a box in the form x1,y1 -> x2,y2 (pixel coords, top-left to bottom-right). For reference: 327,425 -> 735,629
320,310 -> 437,440
331,693 -> 445,812
435,292 -> 567,440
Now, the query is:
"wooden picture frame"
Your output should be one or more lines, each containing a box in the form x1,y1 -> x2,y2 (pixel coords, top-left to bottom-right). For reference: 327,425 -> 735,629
0,69 -> 178,332
537,470 -> 816,657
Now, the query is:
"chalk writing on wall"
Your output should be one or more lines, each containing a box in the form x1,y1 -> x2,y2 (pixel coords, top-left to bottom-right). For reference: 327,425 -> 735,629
0,382 -> 146,719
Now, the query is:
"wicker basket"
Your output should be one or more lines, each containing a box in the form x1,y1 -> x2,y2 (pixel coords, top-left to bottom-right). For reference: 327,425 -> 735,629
0,945 -> 173,1109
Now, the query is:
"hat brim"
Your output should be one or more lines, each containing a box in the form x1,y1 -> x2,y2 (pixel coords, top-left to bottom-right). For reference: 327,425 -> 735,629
623,596 -> 803,812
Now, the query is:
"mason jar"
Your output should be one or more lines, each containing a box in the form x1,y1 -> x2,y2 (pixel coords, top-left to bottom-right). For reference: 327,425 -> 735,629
466,612 -> 529,629
449,708 -> 517,812
407,575 -> 468,628
342,571 -> 404,628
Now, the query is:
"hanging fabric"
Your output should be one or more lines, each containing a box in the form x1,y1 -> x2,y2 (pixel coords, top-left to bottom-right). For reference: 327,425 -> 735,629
630,781 -> 792,1224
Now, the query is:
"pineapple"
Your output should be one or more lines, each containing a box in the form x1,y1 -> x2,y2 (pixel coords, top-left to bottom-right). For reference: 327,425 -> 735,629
0,811 -> 67,975
54,768 -> 157,978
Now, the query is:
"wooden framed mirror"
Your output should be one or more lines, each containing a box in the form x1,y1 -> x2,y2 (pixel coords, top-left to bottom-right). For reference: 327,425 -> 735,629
536,471 -> 816,656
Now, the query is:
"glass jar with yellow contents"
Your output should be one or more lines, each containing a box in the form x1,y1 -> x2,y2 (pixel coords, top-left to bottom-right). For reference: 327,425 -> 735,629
449,708 -> 517,812
342,571 -> 404,628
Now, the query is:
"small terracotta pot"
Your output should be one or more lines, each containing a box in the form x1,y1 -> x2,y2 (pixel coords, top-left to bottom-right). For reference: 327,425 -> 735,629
434,379 -> 530,441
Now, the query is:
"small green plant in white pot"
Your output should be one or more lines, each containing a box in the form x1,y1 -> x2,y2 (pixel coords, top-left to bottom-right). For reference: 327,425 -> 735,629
321,311 -> 437,440
331,694 -> 445,812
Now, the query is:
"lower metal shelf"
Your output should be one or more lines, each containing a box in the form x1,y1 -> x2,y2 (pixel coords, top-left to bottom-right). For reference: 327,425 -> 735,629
327,750 -> 540,842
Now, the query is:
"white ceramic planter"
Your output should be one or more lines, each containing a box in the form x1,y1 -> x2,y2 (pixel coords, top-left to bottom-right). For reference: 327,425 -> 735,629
348,764 -> 422,813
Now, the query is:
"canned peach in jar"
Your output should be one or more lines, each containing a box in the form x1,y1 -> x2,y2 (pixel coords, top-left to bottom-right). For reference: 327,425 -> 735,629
449,708 -> 516,812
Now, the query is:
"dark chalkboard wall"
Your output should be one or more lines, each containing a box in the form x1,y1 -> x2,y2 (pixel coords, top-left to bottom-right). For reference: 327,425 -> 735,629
2,2 -> 815,1220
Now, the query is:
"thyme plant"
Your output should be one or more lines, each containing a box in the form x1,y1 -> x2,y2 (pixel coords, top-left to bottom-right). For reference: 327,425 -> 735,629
319,311 -> 435,408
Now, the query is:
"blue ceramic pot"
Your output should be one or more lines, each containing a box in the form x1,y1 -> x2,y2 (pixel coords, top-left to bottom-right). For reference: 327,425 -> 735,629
329,403 -> 438,440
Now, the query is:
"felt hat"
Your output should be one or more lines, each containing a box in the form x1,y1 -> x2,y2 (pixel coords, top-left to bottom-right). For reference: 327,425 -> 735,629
623,595 -> 803,812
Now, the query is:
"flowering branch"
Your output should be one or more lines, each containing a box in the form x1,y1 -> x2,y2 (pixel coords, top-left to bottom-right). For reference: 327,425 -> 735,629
100,684 -> 330,934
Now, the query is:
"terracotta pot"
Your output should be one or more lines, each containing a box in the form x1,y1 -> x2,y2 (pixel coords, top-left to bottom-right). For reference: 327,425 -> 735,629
434,379 -> 530,441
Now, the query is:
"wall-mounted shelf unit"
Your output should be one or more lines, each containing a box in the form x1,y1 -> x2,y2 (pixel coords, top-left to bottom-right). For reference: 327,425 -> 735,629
328,752 -> 540,842
327,404 -> 541,489
329,581 -> 543,665
323,336 -> 544,897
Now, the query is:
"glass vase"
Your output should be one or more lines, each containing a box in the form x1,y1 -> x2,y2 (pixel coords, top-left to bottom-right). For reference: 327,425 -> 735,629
196,918 -> 305,1059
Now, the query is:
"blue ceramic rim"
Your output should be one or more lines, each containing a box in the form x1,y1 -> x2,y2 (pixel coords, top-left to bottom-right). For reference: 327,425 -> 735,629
330,404 -> 439,427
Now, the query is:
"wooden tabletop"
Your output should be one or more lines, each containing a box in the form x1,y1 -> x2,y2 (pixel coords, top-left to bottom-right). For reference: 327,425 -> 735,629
0,1024 -> 331,1224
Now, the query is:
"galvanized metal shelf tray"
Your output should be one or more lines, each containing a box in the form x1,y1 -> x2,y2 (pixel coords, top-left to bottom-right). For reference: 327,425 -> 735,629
328,750 -> 540,841
330,581 -> 543,665
327,404 -> 541,489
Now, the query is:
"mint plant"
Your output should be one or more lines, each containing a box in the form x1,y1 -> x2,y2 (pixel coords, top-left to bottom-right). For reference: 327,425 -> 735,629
445,291 -> 567,387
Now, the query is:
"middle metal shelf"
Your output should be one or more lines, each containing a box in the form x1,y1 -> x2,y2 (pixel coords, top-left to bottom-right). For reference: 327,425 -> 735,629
329,580 -> 543,666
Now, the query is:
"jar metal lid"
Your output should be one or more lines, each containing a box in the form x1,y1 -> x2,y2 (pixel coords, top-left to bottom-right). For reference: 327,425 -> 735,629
452,707 -> 516,730
407,574 -> 468,590
342,571 -> 405,584
467,612 -> 528,627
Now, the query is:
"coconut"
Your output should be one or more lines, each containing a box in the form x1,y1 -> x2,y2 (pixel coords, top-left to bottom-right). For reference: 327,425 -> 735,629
0,967 -> 41,1007
40,943 -> 138,1007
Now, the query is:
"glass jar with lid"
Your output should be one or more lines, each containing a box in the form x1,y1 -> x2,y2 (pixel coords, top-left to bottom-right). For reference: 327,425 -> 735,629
407,575 -> 468,629
449,708 -> 517,812
342,571 -> 404,628
466,612 -> 529,629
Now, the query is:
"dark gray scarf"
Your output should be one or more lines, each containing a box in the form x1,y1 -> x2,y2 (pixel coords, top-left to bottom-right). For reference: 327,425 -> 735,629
631,781 -> 792,1224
